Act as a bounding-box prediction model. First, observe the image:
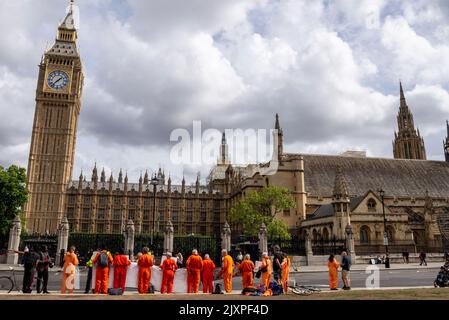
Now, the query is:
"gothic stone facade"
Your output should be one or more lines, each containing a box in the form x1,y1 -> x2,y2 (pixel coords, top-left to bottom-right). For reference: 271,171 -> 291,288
24,5 -> 449,249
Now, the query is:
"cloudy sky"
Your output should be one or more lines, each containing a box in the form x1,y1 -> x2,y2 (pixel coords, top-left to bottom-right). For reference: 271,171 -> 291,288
1,0 -> 449,184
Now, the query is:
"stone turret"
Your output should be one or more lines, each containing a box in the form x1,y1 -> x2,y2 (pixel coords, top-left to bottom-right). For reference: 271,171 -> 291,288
332,167 -> 351,239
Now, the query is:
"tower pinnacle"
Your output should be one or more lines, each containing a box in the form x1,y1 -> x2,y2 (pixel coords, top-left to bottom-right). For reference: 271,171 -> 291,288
393,82 -> 426,160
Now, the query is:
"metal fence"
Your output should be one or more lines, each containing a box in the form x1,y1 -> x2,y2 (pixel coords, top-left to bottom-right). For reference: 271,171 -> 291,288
134,234 -> 164,257
173,235 -> 222,266
68,233 -> 124,266
312,238 -> 347,256
269,236 -> 306,256
0,233 -> 9,257
355,239 -> 449,255
21,233 -> 58,260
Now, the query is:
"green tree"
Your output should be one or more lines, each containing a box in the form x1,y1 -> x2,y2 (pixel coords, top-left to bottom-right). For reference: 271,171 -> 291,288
0,165 -> 28,236
230,186 -> 295,239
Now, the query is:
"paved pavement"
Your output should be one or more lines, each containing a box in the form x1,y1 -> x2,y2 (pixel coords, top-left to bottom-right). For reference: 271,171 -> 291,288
0,262 -> 442,295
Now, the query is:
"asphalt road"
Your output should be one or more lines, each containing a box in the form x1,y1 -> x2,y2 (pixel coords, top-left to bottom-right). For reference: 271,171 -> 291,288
0,267 -> 440,293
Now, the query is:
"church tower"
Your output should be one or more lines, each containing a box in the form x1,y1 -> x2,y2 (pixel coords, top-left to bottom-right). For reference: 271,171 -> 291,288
24,1 -> 84,234
444,121 -> 449,162
393,82 -> 426,160
218,132 -> 230,165
274,113 -> 284,162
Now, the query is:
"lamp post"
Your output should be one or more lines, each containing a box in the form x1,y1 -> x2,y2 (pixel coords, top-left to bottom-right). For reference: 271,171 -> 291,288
150,175 -> 159,245
378,189 -> 390,268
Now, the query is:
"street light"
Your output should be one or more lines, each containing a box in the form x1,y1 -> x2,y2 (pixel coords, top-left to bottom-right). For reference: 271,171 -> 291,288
378,189 -> 390,268
150,175 -> 159,245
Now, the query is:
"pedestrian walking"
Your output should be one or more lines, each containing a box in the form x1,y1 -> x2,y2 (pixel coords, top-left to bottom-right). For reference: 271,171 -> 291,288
327,254 -> 339,290
36,245 -> 53,294
92,245 -> 113,294
341,251 -> 351,290
419,251 -> 427,266
61,246 -> 79,294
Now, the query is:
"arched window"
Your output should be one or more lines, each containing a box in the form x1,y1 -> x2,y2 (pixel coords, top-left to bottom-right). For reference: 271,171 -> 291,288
312,229 -> 318,241
367,198 -> 377,212
322,228 -> 329,241
360,226 -> 370,244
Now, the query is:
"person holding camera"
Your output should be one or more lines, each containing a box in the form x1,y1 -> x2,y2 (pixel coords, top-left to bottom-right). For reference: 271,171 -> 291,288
36,245 -> 53,294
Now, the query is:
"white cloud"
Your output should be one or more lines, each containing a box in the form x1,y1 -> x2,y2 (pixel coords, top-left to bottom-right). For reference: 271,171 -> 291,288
0,0 -> 448,183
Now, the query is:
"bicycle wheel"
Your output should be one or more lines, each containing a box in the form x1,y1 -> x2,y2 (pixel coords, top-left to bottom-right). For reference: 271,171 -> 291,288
0,276 -> 14,294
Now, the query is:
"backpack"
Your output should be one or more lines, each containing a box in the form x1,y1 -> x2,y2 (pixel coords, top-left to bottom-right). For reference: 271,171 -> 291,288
97,252 -> 109,267
108,288 -> 123,295
213,283 -> 224,294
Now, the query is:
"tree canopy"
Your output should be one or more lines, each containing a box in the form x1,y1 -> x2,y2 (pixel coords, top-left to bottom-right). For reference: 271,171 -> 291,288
229,186 -> 295,240
0,165 -> 28,236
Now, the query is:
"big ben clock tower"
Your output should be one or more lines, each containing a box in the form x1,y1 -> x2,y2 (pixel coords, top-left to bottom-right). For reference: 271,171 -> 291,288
24,0 -> 84,234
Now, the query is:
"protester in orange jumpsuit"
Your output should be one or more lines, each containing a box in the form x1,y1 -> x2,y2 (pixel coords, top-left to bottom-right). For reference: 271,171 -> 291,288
112,248 -> 131,292
221,249 -> 234,293
281,253 -> 291,292
327,254 -> 340,290
237,254 -> 255,288
260,252 -> 272,289
186,249 -> 203,293
160,252 -> 178,294
92,246 -> 113,294
61,246 -> 79,294
137,247 -> 154,294
201,254 -> 216,293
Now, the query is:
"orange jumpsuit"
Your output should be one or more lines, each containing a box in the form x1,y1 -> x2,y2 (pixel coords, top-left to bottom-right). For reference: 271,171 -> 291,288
222,255 -> 234,293
202,258 -> 216,293
281,257 -> 291,292
92,250 -> 113,294
137,253 -> 154,294
328,258 -> 340,289
238,260 -> 255,288
113,254 -> 130,292
186,254 -> 203,293
160,258 -> 178,294
261,256 -> 272,289
61,252 -> 79,294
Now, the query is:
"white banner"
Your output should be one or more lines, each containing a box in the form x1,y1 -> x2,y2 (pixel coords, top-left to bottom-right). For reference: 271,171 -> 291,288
91,262 -> 189,293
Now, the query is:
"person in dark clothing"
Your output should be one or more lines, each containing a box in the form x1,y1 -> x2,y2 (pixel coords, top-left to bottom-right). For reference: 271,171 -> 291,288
419,251 -> 427,266
84,249 -> 96,294
272,245 -> 283,284
36,245 -> 53,294
341,251 -> 351,290
21,246 -> 40,293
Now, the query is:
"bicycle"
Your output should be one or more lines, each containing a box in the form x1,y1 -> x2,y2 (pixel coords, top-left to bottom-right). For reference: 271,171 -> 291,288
288,285 -> 321,296
0,267 -> 21,294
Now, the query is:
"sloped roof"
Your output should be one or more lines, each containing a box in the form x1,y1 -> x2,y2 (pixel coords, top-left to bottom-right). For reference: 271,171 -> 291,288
310,204 -> 335,219
297,154 -> 449,198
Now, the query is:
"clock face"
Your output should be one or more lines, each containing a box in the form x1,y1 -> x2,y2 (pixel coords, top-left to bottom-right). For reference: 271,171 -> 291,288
47,70 -> 69,90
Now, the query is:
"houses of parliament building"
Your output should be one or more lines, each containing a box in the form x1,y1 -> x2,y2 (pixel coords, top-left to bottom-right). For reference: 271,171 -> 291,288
24,3 -> 449,250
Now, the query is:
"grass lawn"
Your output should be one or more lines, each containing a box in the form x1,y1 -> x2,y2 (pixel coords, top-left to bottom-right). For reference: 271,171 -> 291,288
291,288 -> 449,300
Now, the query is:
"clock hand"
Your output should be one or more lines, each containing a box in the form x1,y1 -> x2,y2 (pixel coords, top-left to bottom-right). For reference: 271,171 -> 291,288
53,77 -> 63,85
